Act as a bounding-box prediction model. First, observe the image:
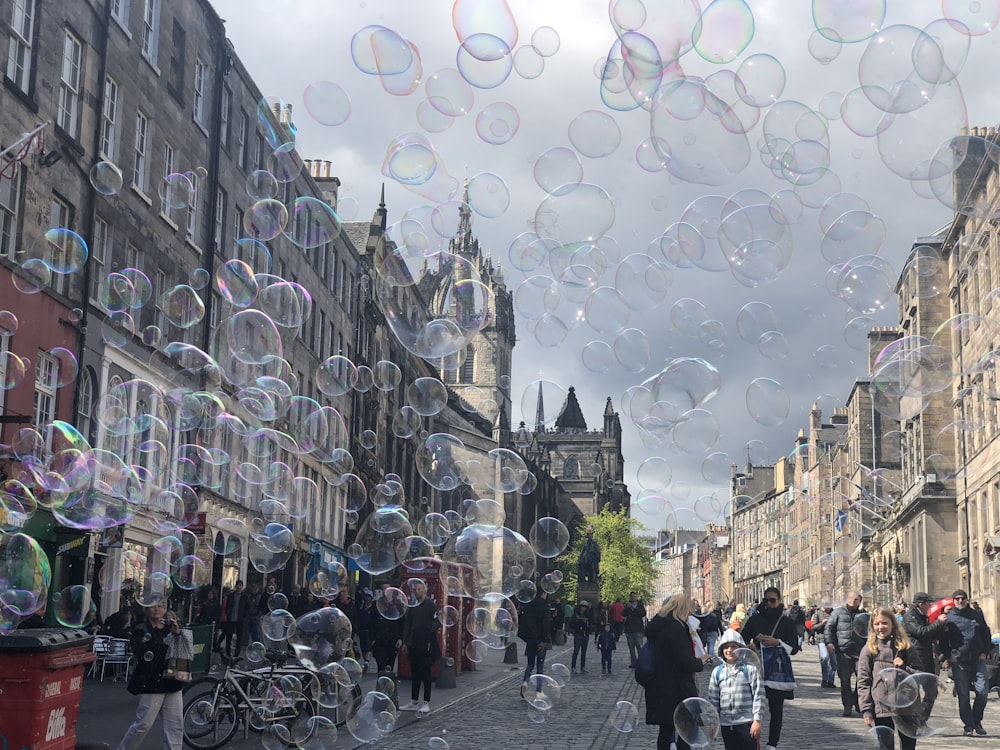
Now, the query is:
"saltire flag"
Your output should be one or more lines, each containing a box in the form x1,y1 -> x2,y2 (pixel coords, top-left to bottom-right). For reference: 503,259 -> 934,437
834,509 -> 847,533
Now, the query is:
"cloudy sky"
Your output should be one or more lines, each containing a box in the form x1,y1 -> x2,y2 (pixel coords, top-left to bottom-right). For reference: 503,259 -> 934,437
212,0 -> 1000,533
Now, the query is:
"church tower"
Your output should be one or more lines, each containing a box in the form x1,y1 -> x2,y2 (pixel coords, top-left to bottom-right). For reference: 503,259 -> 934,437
533,387 -> 630,517
438,190 -> 516,428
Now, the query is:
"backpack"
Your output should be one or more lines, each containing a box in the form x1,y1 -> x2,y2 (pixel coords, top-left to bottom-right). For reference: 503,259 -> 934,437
634,640 -> 656,687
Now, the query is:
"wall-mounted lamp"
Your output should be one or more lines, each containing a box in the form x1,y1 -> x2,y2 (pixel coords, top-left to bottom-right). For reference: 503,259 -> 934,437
40,150 -> 62,168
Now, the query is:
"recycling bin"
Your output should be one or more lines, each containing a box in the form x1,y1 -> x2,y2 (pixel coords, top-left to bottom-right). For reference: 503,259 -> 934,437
190,623 -> 214,673
0,628 -> 95,750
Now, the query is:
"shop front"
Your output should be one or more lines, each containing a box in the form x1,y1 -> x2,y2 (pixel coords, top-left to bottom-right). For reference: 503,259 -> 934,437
18,508 -> 91,625
306,536 -> 351,592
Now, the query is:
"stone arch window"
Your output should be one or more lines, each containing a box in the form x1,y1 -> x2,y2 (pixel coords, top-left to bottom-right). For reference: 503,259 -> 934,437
563,456 -> 580,479
460,344 -> 474,383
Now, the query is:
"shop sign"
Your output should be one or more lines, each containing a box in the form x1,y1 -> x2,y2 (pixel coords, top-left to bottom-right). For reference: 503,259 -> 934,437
57,535 -> 87,556
0,506 -> 27,529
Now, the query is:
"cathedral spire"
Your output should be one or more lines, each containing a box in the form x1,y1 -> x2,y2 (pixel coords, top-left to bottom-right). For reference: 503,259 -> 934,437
534,385 -> 545,434
457,182 -> 473,245
370,182 -> 387,234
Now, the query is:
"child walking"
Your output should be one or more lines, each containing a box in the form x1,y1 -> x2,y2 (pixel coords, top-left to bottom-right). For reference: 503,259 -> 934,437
707,629 -> 763,750
857,608 -> 915,750
597,622 -> 616,674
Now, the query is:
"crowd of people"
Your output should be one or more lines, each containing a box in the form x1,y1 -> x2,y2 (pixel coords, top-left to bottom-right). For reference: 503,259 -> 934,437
107,574 -> 998,750
634,587 -> 997,750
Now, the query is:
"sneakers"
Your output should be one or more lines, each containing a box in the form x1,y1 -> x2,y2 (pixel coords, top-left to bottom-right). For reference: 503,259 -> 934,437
964,728 -> 975,737
580,669 -> 588,674
520,682 -> 528,700
975,725 -> 987,736
571,667 -> 578,674
400,700 -> 420,711
418,702 -> 430,714
766,746 -> 777,750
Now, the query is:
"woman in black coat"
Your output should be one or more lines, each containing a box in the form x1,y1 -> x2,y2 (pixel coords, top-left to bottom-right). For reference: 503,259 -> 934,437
118,603 -> 186,750
741,586 -> 801,750
644,593 -> 711,750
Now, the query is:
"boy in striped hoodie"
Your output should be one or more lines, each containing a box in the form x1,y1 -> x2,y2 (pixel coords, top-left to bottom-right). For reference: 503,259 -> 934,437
707,629 -> 764,750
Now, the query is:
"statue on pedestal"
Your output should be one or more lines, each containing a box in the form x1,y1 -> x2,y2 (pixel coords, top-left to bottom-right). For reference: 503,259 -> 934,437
577,527 -> 601,584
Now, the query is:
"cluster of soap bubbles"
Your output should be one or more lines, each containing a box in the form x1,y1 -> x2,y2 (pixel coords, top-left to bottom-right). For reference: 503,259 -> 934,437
7,1 -> 1000,745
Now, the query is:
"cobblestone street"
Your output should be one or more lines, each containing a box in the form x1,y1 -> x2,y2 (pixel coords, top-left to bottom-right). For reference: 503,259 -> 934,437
352,641 -> 998,750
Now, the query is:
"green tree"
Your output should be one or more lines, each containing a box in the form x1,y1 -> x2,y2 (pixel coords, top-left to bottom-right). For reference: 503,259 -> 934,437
557,507 -> 656,605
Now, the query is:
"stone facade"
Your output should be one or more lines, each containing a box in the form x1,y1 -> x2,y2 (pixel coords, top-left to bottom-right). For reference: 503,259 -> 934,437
730,462 -> 786,605
0,0 -> 580,623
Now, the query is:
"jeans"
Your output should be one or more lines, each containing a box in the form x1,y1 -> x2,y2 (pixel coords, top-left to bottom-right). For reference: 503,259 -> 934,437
720,722 -> 757,750
951,658 -> 989,729
872,716 -> 917,750
218,621 -> 238,656
836,653 -> 859,710
817,641 -> 835,685
704,632 -> 718,660
572,633 -> 589,670
117,690 -> 184,750
600,649 -> 613,671
765,688 -> 786,747
410,654 -> 433,703
625,631 -> 644,666
657,723 -> 691,750
612,621 -> 624,641
522,640 -> 547,683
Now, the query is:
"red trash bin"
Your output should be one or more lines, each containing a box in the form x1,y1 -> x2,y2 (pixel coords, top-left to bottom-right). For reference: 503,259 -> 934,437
0,628 -> 96,750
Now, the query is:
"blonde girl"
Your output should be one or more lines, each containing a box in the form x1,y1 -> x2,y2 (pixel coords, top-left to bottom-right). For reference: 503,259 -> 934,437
857,608 -> 914,750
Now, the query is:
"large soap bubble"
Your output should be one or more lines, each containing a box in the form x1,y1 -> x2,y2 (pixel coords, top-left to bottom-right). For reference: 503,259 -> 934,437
289,607 -> 354,670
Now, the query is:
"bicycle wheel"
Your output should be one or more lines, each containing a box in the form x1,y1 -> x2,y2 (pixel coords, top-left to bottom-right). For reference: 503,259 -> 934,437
182,688 -> 240,750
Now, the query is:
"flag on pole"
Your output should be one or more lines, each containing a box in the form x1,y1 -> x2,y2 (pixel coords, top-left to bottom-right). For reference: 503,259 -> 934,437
834,509 -> 847,533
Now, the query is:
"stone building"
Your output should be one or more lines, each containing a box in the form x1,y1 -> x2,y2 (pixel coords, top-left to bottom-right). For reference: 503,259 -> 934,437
730,462 -> 785,606
529,386 -> 630,518
697,523 -> 731,609
439,195 -> 516,428
784,406 -> 848,606
938,127 -> 1000,629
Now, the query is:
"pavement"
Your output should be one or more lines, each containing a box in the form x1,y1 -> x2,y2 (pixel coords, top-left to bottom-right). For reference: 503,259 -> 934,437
73,640 -> 999,749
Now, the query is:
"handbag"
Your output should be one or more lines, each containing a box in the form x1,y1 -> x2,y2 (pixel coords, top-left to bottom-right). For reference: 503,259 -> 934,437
760,617 -> 796,691
165,628 -> 195,682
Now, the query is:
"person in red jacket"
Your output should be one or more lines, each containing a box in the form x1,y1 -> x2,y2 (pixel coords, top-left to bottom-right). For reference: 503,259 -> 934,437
609,597 -> 625,642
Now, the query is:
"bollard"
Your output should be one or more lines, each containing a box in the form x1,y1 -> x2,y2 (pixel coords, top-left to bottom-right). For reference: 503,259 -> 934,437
436,657 -> 457,688
503,642 -> 519,664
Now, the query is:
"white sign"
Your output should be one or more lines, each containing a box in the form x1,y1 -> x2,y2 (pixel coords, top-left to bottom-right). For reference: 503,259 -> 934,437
45,707 -> 66,741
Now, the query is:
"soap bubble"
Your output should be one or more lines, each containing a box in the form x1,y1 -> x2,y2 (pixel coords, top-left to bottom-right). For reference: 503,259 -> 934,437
610,700 -> 639,732
674,697 -> 721,747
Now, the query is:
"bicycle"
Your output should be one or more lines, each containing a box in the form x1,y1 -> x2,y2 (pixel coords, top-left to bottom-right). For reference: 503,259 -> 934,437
181,649 -> 360,750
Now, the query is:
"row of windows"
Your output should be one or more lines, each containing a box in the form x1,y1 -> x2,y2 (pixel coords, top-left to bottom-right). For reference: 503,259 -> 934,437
0,338 -> 62,434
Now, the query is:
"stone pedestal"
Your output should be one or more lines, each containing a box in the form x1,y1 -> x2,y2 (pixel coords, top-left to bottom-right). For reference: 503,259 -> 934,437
577,582 -> 600,608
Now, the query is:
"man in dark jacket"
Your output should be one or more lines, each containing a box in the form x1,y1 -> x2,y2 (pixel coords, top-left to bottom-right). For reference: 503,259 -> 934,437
623,591 -> 647,668
220,581 -> 243,657
786,600 -> 806,647
902,592 -> 947,724
825,591 -> 867,717
239,581 -> 262,648
399,580 -> 440,713
517,589 -> 551,697
946,588 -> 992,736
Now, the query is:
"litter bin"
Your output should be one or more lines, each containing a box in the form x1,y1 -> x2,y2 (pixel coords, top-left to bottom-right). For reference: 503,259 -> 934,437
0,628 -> 96,750
190,624 -> 214,674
